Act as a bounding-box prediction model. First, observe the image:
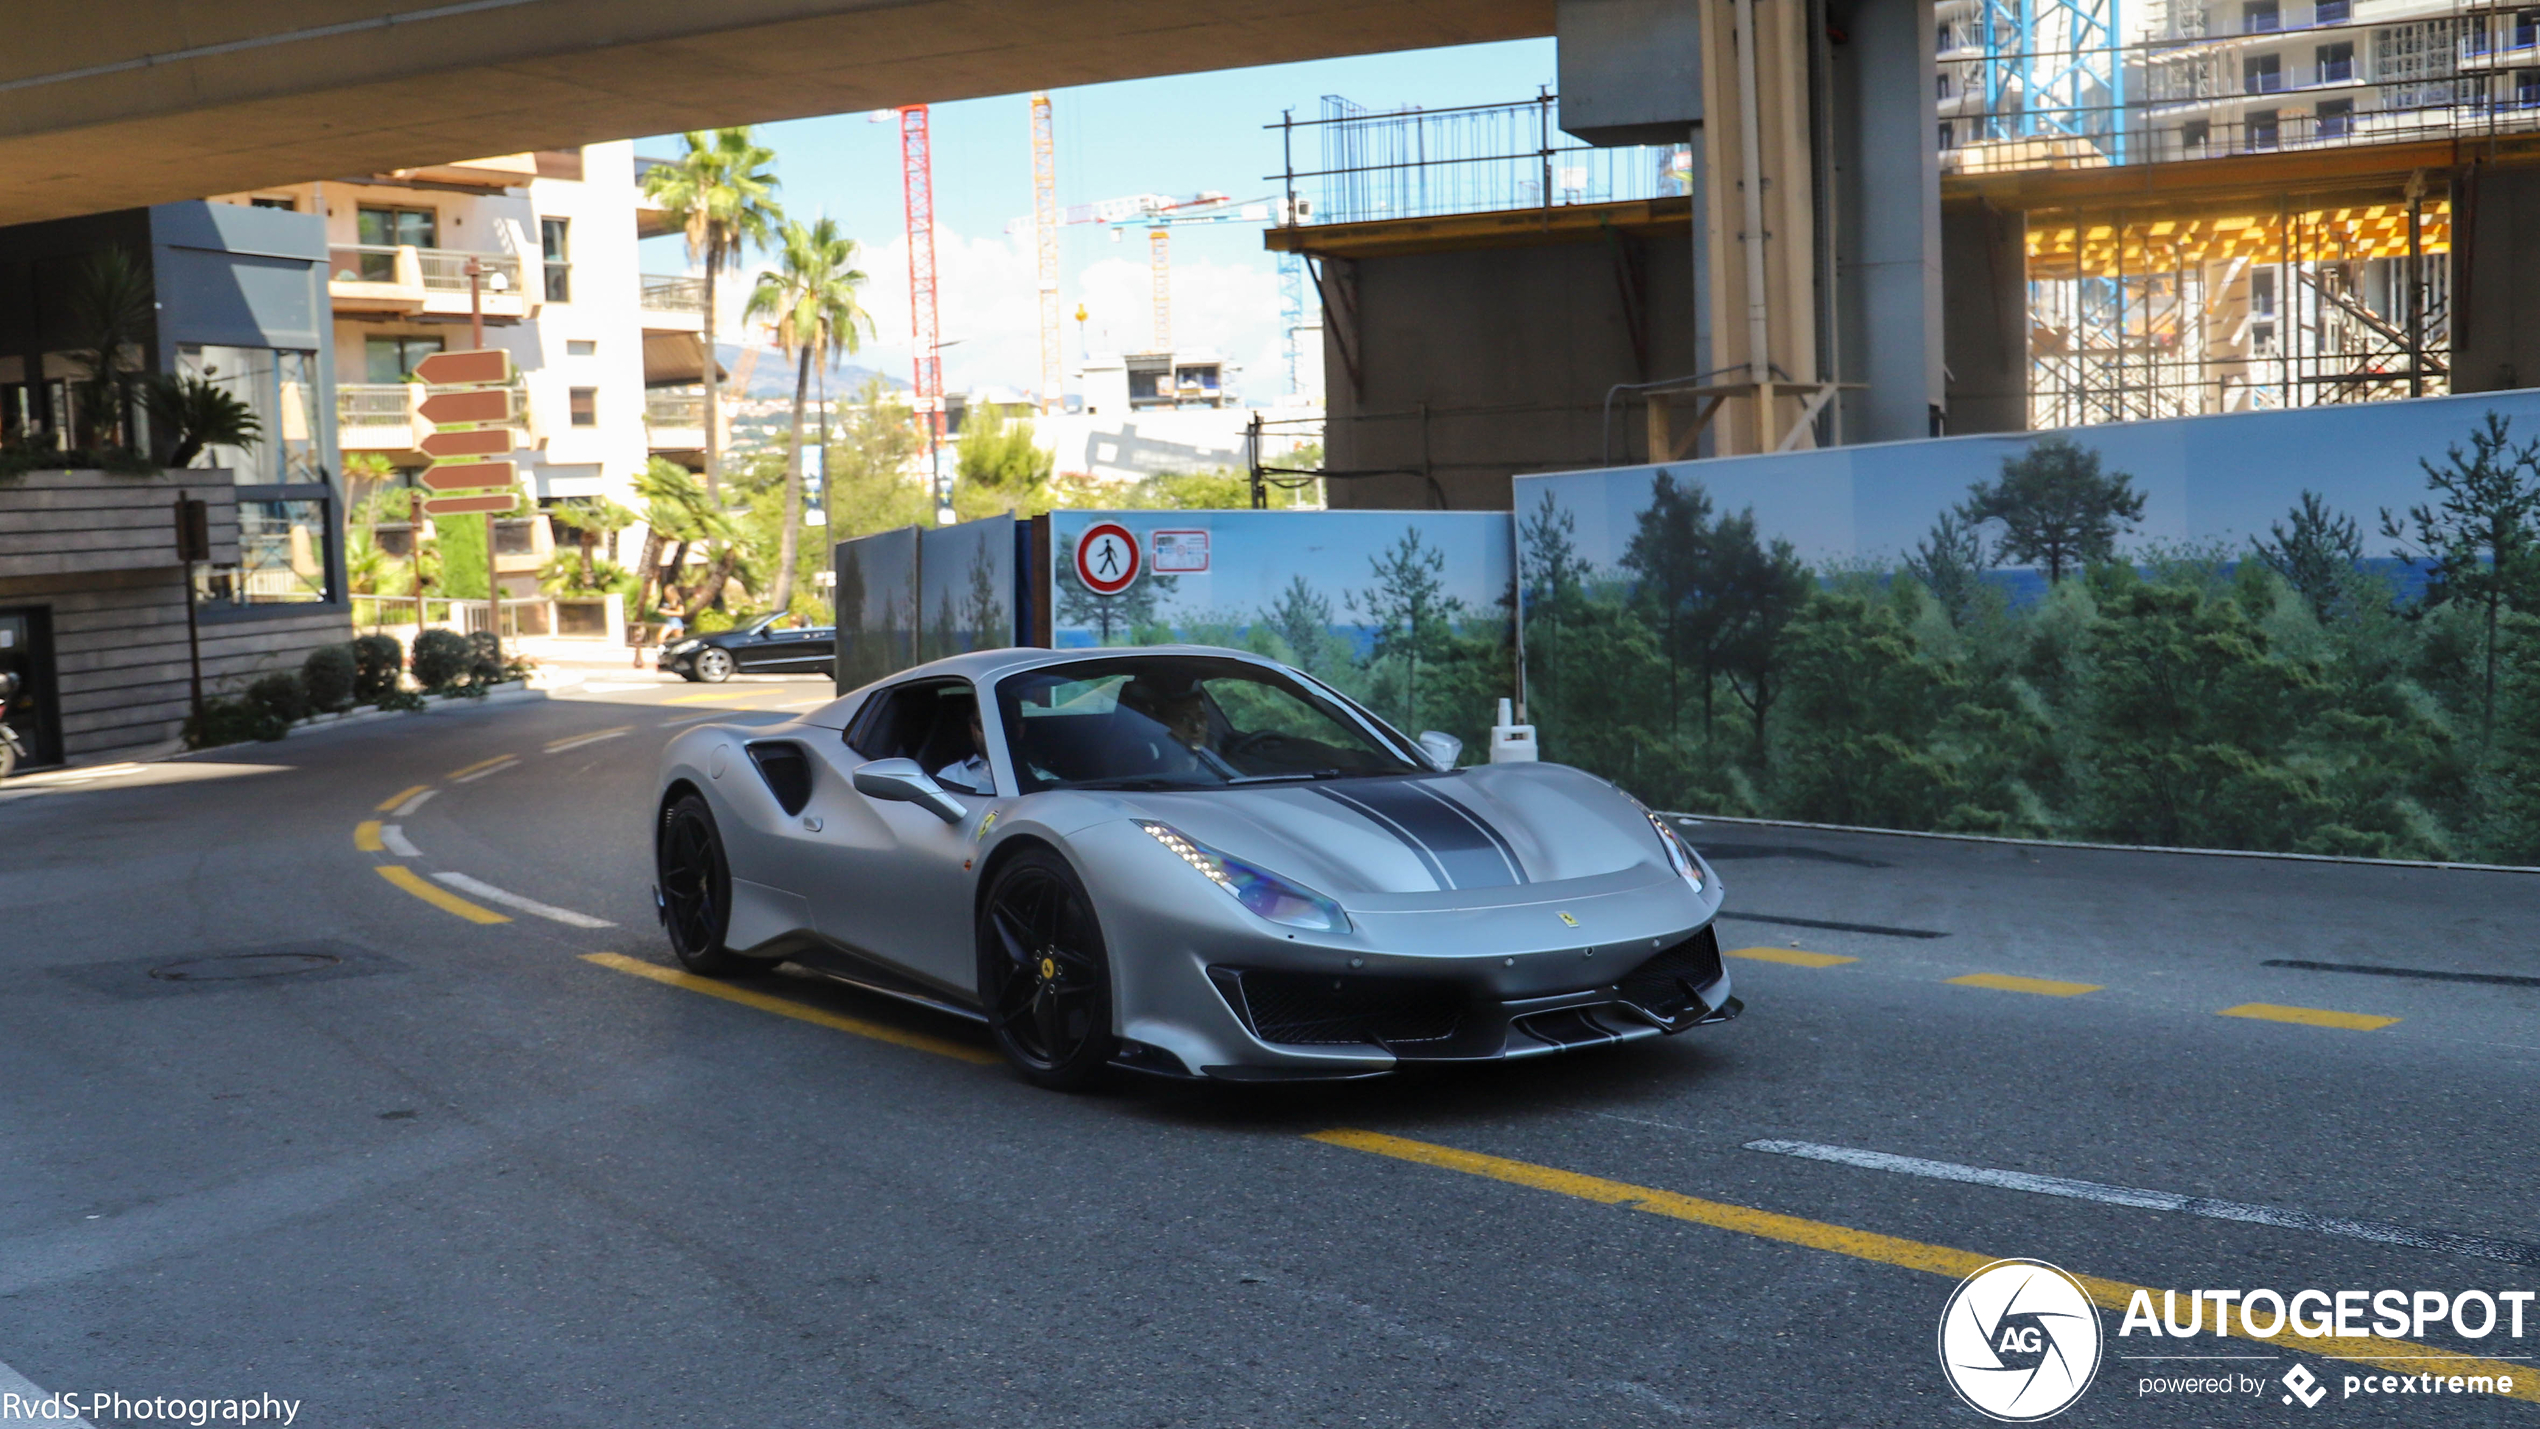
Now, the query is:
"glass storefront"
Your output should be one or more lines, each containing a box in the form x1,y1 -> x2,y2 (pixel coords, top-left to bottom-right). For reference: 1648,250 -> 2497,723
197,499 -> 334,607
176,346 -> 324,486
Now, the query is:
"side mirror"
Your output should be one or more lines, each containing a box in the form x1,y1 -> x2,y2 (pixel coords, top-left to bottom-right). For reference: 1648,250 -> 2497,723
852,756 -> 968,823
1416,730 -> 1463,770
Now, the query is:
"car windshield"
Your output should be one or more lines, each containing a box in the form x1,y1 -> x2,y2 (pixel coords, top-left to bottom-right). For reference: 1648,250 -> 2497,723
994,655 -> 1422,793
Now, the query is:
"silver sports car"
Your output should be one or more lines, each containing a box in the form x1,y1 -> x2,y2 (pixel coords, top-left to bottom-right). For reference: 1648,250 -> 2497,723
651,645 -> 1739,1089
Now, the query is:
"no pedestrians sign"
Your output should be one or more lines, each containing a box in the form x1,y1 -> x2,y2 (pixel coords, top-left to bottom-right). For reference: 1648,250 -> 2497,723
1075,522 -> 1140,595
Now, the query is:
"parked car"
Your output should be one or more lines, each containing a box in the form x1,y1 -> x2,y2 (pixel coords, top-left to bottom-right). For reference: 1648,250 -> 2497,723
660,612 -> 835,682
650,645 -> 1737,1090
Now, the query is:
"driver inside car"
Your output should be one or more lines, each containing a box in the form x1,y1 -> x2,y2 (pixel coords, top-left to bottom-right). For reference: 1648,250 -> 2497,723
933,704 -> 992,795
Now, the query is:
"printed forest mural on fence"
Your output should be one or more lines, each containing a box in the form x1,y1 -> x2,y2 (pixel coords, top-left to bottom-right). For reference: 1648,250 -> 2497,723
1519,414 -> 2540,865
1047,511 -> 1516,758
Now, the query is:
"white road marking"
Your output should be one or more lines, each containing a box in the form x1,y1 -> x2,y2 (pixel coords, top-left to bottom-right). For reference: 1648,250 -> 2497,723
0,1357 -> 92,1426
379,824 -> 421,858
545,726 -> 631,753
451,757 -> 520,784
391,788 -> 437,818
582,681 -> 660,692
430,873 -> 614,928
1745,1139 -> 2540,1266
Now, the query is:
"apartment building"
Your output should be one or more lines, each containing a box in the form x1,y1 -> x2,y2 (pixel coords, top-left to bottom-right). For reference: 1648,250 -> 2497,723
212,143 -> 713,606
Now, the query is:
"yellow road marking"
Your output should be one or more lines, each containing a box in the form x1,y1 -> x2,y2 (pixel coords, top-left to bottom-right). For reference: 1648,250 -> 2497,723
544,725 -> 632,752
581,953 -> 999,1064
2220,1002 -> 2400,1032
374,864 -> 510,924
1310,1129 -> 2539,1402
354,820 -> 385,852
1726,946 -> 1858,968
1948,972 -> 2103,997
667,689 -> 755,704
376,784 -> 430,813
445,753 -> 517,779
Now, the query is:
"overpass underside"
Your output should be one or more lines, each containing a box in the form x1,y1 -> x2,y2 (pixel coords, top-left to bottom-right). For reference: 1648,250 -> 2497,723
0,0 -> 1548,229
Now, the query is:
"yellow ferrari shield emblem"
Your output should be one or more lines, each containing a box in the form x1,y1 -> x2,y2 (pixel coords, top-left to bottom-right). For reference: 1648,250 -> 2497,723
1558,911 -> 1580,927
1039,956 -> 1057,981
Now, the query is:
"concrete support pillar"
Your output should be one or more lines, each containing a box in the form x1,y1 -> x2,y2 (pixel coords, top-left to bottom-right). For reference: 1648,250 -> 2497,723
1697,0 -> 1820,454
1827,0 -> 1944,443
1940,198 -> 2027,432
2451,164 -> 2540,394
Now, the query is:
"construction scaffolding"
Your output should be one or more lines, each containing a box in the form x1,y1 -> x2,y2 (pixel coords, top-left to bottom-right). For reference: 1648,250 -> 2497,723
1274,93 -> 1690,228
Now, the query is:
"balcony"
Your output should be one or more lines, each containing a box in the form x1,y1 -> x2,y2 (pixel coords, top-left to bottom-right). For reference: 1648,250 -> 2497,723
644,389 -> 707,452
640,274 -> 708,334
338,382 -> 529,453
327,245 -> 530,321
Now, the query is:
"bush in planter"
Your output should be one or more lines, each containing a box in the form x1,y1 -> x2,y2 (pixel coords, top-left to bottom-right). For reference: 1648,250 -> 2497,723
351,634 -> 404,703
184,695 -> 289,748
466,630 -> 506,686
302,643 -> 357,712
411,629 -> 473,690
374,687 -> 428,713
245,671 -> 309,725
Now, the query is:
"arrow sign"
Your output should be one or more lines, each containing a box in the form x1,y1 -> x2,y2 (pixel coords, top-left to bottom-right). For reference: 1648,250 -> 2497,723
412,348 -> 513,386
420,428 -> 514,459
418,388 -> 515,425
419,460 -> 515,492
420,491 -> 520,518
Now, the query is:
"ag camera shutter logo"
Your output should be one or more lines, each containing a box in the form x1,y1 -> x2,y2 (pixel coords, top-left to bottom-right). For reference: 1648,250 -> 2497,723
1938,1259 -> 2105,1421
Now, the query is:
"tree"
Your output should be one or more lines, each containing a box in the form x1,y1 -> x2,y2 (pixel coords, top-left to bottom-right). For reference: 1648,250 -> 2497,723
745,215 -> 873,612
1053,560 -> 1173,644
1905,508 -> 1990,626
642,128 -> 783,497
955,404 -> 1054,501
143,376 -> 260,469
826,378 -> 931,537
1262,574 -> 1336,676
1711,509 -> 1814,760
68,248 -> 154,453
1349,527 -> 1465,732
633,458 -> 735,613
1960,434 -> 2146,583
2251,490 -> 2366,625
1620,471 -> 1724,750
1773,593 -> 1965,828
2381,410 -> 2540,742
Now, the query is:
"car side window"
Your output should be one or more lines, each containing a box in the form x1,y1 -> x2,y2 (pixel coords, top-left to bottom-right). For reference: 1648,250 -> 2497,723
845,680 -> 991,792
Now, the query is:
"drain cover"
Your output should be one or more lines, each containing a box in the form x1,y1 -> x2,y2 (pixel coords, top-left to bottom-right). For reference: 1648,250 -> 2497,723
149,951 -> 344,982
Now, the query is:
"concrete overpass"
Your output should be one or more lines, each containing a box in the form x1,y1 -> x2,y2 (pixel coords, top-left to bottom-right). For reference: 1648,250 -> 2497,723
0,0 -> 1546,228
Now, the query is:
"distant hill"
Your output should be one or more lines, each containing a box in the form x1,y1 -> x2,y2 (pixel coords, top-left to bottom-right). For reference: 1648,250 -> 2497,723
715,344 -> 905,400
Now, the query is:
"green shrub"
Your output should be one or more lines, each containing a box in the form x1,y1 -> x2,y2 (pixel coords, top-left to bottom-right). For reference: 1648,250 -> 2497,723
465,631 -> 506,686
301,643 -> 356,712
375,687 -> 428,713
184,695 -> 289,749
245,671 -> 309,725
411,629 -> 472,689
351,634 -> 404,702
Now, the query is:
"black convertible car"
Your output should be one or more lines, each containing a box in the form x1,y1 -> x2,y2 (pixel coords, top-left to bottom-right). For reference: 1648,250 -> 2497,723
660,612 -> 835,682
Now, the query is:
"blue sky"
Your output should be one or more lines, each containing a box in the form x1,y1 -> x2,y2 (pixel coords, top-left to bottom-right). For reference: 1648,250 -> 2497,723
640,37 -> 1557,402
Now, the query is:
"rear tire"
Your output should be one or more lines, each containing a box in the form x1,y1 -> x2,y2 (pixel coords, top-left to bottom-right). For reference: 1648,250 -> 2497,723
657,793 -> 754,976
977,848 -> 1118,1091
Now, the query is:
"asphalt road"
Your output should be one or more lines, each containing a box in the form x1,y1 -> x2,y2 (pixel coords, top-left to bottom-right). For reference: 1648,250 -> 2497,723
2,677 -> 2535,1427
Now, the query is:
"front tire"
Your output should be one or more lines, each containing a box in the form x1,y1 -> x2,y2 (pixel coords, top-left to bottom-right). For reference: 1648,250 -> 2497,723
694,648 -> 735,683
657,793 -> 753,976
978,848 -> 1118,1090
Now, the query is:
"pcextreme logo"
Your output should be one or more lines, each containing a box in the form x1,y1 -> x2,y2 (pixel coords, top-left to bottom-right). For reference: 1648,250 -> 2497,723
1938,1259 -> 2105,1421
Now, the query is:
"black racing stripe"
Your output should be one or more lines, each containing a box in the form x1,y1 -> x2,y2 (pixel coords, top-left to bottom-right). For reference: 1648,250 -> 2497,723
1323,780 -> 1523,890
1404,782 -> 1529,884
1313,786 -> 1452,890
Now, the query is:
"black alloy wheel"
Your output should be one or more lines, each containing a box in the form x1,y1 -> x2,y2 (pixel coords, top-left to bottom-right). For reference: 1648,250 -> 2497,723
978,848 -> 1117,1090
657,793 -> 751,976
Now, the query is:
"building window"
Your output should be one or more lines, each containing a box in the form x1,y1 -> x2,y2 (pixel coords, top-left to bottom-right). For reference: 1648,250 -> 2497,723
1937,20 -> 1954,51
2520,68 -> 2540,106
569,387 -> 597,427
566,339 -> 596,357
2244,0 -> 2280,31
364,334 -> 443,383
199,499 -> 334,606
2519,9 -> 2540,48
2314,0 -> 2349,20
2317,97 -> 2355,138
2247,107 -> 2282,146
541,218 -> 571,303
176,346 -> 324,486
1938,73 -> 1953,99
2182,119 -> 2213,150
249,196 -> 297,211
1939,121 -> 1956,149
2245,53 -> 2284,91
2316,41 -> 2354,82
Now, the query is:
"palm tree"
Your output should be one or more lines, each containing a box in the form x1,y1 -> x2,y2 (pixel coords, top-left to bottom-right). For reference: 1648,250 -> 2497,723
640,129 -> 783,498
633,458 -> 735,613
745,216 -> 875,612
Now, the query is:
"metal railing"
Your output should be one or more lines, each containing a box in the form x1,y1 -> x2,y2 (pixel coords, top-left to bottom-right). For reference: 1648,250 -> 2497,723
415,249 -> 522,294
336,384 -> 414,425
328,244 -> 403,283
644,391 -> 705,427
640,274 -> 707,312
1269,93 -> 1692,228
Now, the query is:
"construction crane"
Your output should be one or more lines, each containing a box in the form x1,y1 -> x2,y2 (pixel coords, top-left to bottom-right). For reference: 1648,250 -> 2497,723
1011,190 -> 1264,355
895,104 -> 946,509
1030,93 -> 1061,414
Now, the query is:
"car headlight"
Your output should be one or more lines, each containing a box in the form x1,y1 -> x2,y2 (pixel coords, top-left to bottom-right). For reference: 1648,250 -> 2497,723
1138,821 -> 1350,932
1622,803 -> 1705,895
669,639 -> 702,655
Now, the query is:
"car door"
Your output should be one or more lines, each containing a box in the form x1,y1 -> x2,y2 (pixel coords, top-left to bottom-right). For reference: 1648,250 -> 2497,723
797,679 -> 992,996
733,617 -> 787,673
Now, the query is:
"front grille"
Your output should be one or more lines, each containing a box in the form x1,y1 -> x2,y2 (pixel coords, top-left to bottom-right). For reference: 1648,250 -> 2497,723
1616,925 -> 1724,1021
1213,967 -> 1467,1047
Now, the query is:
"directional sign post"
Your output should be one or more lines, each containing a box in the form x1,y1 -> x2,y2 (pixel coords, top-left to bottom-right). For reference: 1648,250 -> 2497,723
412,348 -> 521,668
